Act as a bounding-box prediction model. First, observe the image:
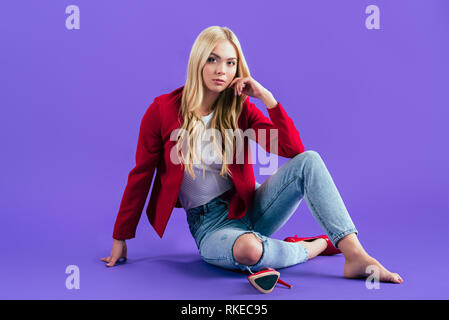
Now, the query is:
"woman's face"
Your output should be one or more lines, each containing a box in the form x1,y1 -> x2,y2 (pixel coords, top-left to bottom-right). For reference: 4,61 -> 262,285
202,40 -> 238,94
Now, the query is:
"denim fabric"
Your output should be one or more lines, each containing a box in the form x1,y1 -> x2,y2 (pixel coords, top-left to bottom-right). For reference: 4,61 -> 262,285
185,150 -> 358,273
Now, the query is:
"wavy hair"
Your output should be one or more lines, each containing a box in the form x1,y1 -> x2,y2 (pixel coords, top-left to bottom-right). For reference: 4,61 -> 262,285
175,26 -> 251,180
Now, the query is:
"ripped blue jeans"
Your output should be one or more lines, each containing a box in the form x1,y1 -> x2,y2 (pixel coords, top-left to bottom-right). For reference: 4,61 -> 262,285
185,150 -> 358,273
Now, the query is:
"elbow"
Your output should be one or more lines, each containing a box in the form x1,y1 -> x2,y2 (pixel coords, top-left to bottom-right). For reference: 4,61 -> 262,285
289,142 -> 305,158
289,140 -> 305,157
279,144 -> 305,158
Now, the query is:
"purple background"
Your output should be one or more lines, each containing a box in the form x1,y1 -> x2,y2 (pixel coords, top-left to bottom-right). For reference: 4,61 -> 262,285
1,0 -> 448,299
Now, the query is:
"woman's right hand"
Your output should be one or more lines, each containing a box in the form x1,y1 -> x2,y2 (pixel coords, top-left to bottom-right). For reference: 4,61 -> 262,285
101,238 -> 127,267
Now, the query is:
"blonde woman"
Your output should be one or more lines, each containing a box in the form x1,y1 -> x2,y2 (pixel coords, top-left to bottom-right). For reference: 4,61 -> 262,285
102,26 -> 403,284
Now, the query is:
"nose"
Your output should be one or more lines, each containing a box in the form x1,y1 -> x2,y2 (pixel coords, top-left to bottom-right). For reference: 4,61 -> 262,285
215,62 -> 226,74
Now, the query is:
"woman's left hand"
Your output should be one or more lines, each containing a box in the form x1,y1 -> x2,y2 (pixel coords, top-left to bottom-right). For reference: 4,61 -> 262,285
229,76 -> 268,100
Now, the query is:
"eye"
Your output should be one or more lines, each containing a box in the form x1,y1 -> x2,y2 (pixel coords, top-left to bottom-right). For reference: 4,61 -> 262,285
228,61 -> 236,66
207,57 -> 216,63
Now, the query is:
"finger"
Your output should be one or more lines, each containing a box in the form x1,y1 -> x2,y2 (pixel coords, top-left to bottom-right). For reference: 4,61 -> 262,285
235,80 -> 242,95
239,77 -> 248,87
391,273 -> 401,283
239,82 -> 245,95
229,77 -> 240,88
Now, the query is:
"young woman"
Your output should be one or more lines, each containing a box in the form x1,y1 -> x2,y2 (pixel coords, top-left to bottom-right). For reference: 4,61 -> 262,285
101,26 -> 403,284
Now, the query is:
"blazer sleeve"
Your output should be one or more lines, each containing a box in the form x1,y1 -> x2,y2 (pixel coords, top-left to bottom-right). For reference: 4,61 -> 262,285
112,97 -> 162,240
246,98 -> 305,158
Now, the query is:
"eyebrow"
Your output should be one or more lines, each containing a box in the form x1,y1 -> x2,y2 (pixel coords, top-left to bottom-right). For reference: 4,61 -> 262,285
210,52 -> 237,60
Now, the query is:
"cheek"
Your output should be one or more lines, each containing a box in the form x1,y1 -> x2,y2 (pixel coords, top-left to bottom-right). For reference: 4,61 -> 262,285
203,65 -> 213,78
228,67 -> 237,77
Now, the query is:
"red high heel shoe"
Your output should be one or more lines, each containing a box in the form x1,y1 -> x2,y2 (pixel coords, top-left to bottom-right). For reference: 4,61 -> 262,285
284,234 -> 342,256
247,268 -> 292,294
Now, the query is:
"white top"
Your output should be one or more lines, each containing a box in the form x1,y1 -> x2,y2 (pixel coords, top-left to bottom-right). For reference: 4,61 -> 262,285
178,109 -> 234,211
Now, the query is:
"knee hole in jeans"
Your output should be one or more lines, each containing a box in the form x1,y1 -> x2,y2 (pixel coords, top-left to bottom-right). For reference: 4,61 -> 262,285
232,232 -> 263,266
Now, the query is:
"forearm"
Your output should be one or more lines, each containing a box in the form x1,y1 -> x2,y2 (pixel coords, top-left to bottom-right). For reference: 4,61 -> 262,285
249,91 -> 305,157
259,90 -> 278,109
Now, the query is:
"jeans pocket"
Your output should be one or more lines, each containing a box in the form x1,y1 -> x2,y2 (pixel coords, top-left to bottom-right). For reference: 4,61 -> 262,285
215,198 -> 230,210
187,211 -> 204,235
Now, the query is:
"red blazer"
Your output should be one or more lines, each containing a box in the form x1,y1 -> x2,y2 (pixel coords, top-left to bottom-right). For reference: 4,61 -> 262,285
112,86 -> 305,240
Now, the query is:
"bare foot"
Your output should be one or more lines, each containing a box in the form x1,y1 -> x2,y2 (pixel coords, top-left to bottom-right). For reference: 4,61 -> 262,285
344,254 -> 403,284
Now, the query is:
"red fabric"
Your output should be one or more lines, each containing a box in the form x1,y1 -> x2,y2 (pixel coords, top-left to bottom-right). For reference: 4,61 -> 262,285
112,86 -> 305,240
284,235 -> 342,255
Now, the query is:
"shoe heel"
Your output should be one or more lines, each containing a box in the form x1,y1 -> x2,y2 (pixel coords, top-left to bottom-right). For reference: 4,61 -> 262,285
277,277 -> 292,289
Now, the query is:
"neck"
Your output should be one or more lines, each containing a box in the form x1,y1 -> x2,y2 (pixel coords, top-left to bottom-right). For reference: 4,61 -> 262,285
200,89 -> 219,116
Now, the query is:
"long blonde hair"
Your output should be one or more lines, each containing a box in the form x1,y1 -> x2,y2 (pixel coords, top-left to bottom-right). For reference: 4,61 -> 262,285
175,26 -> 251,180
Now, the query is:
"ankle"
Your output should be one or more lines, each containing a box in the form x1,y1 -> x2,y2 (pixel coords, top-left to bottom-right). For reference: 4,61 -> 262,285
344,250 -> 371,262
337,233 -> 369,260
316,238 -> 328,249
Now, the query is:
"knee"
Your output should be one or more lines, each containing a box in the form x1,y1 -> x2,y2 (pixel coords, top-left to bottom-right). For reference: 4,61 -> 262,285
232,233 -> 263,266
295,150 -> 323,168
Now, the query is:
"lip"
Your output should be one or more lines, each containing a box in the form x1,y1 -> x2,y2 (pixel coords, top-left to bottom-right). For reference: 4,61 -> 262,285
213,79 -> 225,85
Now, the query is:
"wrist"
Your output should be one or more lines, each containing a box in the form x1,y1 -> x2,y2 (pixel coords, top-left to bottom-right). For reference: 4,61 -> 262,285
259,90 -> 277,109
258,89 -> 271,100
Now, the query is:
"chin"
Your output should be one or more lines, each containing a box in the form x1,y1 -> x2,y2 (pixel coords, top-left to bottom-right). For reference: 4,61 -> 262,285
206,85 -> 225,94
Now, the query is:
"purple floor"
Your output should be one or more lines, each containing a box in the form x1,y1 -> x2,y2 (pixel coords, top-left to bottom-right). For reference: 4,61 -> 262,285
1,0 -> 449,300
1,190 -> 447,299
